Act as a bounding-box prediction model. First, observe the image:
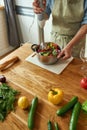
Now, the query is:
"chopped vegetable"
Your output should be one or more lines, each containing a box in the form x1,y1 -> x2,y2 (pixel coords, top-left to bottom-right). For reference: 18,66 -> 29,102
0,83 -> 19,121
38,42 -> 61,56
52,49 -> 58,56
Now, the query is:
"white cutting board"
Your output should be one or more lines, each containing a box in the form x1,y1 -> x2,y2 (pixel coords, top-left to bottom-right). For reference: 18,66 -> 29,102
25,53 -> 73,74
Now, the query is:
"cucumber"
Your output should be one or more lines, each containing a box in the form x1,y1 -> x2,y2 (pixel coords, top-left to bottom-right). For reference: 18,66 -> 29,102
28,96 -> 38,130
54,122 -> 59,130
69,101 -> 81,130
47,120 -> 52,130
56,96 -> 78,116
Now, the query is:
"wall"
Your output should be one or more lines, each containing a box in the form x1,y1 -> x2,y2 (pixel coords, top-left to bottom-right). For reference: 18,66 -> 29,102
15,0 -> 39,44
15,0 -> 52,44
0,0 -> 14,57
0,0 -> 52,56
0,0 -> 4,5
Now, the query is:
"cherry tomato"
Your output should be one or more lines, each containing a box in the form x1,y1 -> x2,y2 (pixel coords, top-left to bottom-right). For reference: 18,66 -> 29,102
80,78 -> 87,89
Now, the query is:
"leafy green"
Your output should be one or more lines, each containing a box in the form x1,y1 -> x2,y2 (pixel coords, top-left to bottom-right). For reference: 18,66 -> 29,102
0,83 -> 19,121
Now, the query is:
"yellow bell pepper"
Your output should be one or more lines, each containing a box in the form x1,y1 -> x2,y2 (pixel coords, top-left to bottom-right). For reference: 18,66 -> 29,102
48,88 -> 63,105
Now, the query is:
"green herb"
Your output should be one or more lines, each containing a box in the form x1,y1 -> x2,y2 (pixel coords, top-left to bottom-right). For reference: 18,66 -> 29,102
0,83 -> 19,121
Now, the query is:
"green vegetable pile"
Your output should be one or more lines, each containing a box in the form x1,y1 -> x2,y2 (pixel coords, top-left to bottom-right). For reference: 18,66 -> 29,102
0,83 -> 19,121
56,96 -> 87,130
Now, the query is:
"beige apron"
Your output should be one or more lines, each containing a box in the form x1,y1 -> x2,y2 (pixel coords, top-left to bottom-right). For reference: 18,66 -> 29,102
51,0 -> 85,58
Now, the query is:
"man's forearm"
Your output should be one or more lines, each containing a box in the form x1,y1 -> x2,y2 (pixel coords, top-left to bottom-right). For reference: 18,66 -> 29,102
67,24 -> 87,49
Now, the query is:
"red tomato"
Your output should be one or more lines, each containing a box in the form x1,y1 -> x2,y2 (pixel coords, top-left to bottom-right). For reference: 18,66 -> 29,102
80,78 -> 87,89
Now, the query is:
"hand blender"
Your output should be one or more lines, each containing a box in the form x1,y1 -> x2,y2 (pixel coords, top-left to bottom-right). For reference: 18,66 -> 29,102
37,0 -> 47,49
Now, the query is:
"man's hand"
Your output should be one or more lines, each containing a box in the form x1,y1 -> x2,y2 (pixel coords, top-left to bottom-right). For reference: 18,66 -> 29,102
57,46 -> 72,60
33,0 -> 46,14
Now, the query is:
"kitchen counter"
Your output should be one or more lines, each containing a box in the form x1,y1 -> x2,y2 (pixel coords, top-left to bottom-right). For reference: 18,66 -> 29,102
0,43 -> 87,130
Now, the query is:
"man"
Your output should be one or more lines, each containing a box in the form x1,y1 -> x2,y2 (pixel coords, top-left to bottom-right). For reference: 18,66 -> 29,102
33,0 -> 87,59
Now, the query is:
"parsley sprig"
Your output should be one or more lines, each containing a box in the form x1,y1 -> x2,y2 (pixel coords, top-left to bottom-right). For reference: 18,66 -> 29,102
0,83 -> 19,121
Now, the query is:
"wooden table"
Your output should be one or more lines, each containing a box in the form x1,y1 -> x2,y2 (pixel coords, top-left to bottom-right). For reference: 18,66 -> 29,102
0,43 -> 87,130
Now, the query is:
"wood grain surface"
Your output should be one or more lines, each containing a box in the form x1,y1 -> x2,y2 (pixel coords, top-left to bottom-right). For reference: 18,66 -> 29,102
0,43 -> 87,130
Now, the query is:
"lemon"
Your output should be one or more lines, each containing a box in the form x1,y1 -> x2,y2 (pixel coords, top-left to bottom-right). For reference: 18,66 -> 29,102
18,96 -> 29,109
